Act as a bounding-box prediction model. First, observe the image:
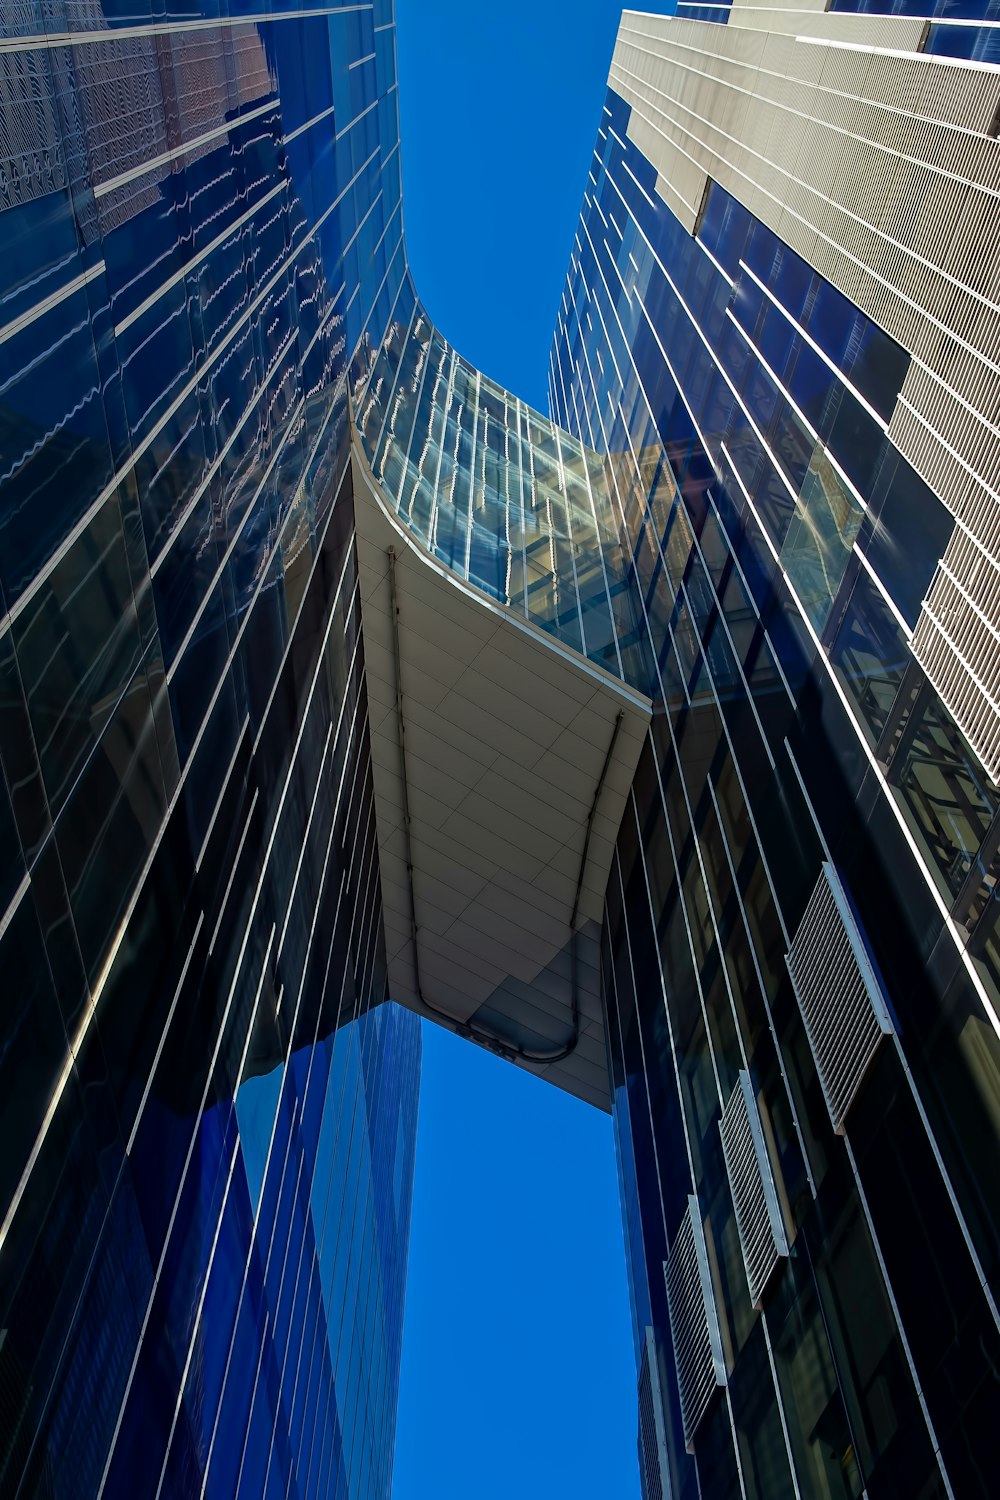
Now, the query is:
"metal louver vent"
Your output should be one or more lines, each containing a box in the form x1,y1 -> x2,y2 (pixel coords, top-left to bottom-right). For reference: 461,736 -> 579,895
911,549 -> 1000,787
719,1072 -> 789,1307
664,1196 -> 726,1453
637,1326 -> 668,1500
786,863 -> 893,1134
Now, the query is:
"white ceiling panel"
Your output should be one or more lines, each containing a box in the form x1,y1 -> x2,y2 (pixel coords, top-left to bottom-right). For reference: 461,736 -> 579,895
352,438 -> 652,1110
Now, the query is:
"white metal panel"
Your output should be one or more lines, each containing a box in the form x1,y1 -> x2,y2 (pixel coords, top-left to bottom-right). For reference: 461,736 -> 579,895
638,1326 -> 670,1500
719,1071 -> 789,1307
786,863 -> 894,1133
609,9 -> 1000,782
912,540 -> 1000,786
664,1195 -> 727,1452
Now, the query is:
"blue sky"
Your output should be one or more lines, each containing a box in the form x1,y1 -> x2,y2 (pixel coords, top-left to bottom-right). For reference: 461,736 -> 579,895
391,1027 -> 638,1500
396,0 -> 670,413
389,3 -> 664,1496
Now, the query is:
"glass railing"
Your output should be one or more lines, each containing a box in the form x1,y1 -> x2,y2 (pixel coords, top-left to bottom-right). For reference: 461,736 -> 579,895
356,292 -> 650,692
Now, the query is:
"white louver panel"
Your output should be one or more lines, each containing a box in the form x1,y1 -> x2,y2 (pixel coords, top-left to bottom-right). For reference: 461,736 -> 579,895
786,864 -> 893,1134
911,544 -> 1000,787
719,1072 -> 789,1308
637,1326 -> 669,1500
664,1196 -> 726,1453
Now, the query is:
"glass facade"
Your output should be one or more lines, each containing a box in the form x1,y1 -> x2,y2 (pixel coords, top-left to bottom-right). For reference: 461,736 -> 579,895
4,1 -> 1000,1497
0,3 -> 420,1497
551,21 -> 1000,1500
357,299 -> 650,688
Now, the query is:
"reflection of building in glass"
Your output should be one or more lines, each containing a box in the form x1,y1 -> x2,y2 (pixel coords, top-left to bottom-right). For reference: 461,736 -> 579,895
2,0 -> 1000,1497
0,5 -> 419,1497
552,6 -> 1000,1497
359,304 -> 650,685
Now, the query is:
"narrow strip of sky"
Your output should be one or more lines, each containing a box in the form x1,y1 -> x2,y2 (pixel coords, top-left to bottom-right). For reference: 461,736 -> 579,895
391,5 -> 676,1495
391,1025 -> 640,1500
396,0 -> 674,413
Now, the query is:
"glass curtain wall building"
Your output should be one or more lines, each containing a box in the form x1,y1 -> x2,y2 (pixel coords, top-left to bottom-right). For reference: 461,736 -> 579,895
356,304 -> 650,686
0,4 -> 420,1498
550,5 -> 1000,1498
3,0 -> 1000,1497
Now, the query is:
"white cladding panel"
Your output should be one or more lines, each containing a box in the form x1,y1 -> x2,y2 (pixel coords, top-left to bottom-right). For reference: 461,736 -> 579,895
664,1195 -> 727,1453
786,864 -> 894,1133
610,10 -> 1000,786
719,1071 -> 789,1307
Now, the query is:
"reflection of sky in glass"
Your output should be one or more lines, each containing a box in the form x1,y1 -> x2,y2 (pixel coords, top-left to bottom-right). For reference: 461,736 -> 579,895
781,444 -> 864,634
358,296 -> 651,691
231,1005 -> 421,1497
235,1063 -> 286,1212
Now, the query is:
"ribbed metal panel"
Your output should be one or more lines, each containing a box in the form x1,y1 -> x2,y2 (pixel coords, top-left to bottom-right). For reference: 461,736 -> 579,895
912,551 -> 1000,786
719,1072 -> 789,1306
610,14 -> 1000,785
638,1326 -> 669,1500
786,864 -> 893,1134
664,1195 -> 727,1452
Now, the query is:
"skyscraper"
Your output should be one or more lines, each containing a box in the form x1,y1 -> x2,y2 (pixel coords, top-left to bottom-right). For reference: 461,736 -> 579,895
551,5 -> 1000,1497
0,5 -> 421,1497
1,2 -> 999,1499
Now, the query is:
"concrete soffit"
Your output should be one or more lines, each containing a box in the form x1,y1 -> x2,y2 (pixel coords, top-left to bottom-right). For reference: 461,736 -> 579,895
349,430 -> 653,1111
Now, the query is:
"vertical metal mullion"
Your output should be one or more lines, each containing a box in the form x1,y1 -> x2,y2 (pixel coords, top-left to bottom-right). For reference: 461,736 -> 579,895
463,367 -> 481,580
